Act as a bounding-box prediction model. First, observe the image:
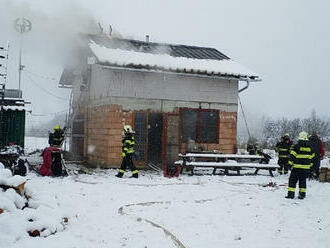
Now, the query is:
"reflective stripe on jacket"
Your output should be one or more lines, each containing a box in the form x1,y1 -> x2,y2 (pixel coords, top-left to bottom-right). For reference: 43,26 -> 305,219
275,141 -> 292,158
289,141 -> 315,170
122,135 -> 135,157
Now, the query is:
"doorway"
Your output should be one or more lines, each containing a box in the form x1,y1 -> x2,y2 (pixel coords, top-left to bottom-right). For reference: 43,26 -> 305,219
147,113 -> 163,166
134,112 -> 163,167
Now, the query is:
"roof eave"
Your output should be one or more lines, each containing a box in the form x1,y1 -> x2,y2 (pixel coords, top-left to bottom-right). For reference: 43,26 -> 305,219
97,62 -> 261,82
58,84 -> 73,89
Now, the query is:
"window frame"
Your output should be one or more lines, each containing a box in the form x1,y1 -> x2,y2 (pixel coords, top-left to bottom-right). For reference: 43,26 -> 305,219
180,108 -> 219,144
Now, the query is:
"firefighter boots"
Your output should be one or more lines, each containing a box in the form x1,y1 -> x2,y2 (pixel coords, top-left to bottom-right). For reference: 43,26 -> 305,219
129,170 -> 138,178
285,191 -> 295,199
115,172 -> 124,178
298,192 -> 306,199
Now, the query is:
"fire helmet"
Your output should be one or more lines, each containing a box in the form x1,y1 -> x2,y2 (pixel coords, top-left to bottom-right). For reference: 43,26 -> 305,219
123,125 -> 134,134
298,131 -> 309,141
54,125 -> 61,131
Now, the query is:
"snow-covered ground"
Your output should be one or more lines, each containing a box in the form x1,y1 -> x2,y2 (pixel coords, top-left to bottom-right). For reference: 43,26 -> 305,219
2,138 -> 329,247
2,160 -> 330,248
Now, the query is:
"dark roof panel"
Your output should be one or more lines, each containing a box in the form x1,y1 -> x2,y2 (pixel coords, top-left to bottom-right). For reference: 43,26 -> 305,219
170,45 -> 229,60
88,34 -> 230,61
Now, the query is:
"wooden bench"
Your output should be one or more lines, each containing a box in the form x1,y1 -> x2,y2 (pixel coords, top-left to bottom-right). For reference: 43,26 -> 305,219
175,153 -> 279,177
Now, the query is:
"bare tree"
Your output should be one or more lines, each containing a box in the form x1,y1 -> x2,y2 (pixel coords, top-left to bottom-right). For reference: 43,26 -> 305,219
301,110 -> 330,137
261,110 -> 330,148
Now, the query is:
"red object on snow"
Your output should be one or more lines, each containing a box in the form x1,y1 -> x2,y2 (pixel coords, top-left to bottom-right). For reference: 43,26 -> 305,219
39,146 -> 61,176
163,163 -> 181,178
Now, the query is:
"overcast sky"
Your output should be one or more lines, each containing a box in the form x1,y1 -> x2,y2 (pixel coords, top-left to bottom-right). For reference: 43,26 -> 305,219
0,0 -> 329,129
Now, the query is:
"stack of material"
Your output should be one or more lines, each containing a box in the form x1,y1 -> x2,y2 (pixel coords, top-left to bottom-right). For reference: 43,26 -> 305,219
319,167 -> 330,182
319,159 -> 330,182
0,164 -> 69,245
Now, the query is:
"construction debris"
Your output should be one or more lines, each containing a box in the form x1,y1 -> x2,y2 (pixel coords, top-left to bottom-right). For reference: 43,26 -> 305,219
0,145 -> 28,176
319,166 -> 330,182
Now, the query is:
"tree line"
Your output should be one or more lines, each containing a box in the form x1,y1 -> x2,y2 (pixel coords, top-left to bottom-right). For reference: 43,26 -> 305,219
238,110 -> 330,150
260,110 -> 330,148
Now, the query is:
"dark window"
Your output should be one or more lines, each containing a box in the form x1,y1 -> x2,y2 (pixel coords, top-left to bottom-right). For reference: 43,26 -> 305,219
181,109 -> 218,143
72,120 -> 84,135
181,109 -> 197,142
134,112 -> 146,161
200,111 -> 217,143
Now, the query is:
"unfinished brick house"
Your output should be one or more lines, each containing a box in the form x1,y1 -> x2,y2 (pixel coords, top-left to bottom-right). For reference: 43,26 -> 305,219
59,34 -> 261,169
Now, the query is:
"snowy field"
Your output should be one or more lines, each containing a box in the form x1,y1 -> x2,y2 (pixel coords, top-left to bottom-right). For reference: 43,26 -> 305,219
2,164 -> 330,248
1,138 -> 329,247
24,136 -> 49,153
24,136 -> 70,153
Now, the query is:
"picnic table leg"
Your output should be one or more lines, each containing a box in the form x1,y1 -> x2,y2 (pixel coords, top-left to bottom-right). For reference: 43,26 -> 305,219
237,168 -> 241,175
181,159 -> 186,175
269,169 -> 274,177
191,167 -> 194,176
224,168 -> 229,175
254,168 -> 259,175
212,167 -> 217,175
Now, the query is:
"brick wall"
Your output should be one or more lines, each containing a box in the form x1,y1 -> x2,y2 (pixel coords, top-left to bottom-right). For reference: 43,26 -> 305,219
84,105 -> 237,167
86,104 -> 133,167
219,111 -> 237,153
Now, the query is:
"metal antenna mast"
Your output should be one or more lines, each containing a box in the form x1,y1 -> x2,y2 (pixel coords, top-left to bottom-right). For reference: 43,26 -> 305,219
14,18 -> 32,93
0,43 -> 9,108
0,42 -> 9,148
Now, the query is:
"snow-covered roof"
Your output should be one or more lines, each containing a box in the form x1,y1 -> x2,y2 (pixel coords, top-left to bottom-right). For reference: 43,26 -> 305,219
88,35 -> 261,82
2,106 -> 25,111
0,93 -> 25,111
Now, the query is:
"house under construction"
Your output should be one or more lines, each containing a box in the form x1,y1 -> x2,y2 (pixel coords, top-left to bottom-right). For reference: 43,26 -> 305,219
59,34 -> 261,169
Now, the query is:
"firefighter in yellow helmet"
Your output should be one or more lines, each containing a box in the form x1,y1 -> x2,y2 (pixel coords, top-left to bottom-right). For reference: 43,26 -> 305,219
286,131 -> 315,199
48,125 -> 66,147
115,125 -> 138,178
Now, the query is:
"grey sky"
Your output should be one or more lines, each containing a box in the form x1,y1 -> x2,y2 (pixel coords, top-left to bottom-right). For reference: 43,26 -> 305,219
1,0 -> 329,130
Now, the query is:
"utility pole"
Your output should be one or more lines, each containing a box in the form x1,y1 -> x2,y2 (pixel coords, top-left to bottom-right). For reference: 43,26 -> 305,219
0,42 -> 9,148
0,42 -> 9,102
14,18 -> 32,94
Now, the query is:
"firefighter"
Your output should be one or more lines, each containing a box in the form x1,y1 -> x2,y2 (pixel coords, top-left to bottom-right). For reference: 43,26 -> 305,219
49,125 -> 66,147
286,131 -> 315,199
247,143 -> 258,155
115,125 -> 138,178
275,133 -> 292,175
308,132 -> 325,179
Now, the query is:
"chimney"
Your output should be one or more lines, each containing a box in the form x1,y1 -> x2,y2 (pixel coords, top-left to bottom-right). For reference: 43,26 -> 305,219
145,35 -> 150,43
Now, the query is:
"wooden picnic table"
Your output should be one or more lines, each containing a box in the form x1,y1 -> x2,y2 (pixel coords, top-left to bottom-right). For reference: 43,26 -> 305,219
176,152 -> 279,176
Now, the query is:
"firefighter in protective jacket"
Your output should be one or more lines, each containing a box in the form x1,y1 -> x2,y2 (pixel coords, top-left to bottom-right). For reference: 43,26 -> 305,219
49,125 -> 66,147
308,132 -> 325,179
286,131 -> 315,199
275,133 -> 292,174
115,125 -> 139,178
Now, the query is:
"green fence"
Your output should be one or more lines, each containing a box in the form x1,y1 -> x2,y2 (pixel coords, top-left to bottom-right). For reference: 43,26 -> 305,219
0,109 -> 25,148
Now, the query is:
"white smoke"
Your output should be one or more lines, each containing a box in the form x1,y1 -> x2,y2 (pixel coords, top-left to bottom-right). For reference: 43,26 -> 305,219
0,0 -> 99,66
